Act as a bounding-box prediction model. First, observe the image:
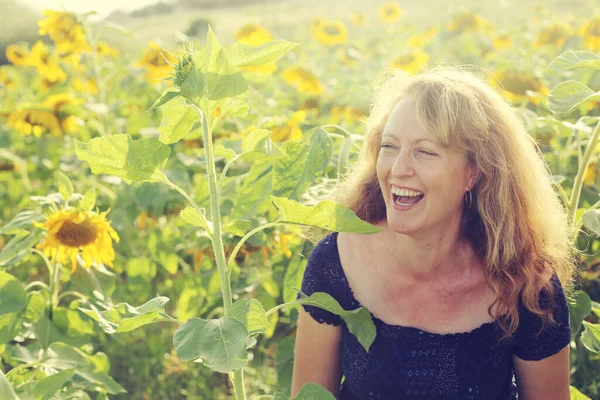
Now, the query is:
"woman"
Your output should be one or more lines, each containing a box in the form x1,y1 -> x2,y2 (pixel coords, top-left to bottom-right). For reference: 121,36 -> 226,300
291,68 -> 575,400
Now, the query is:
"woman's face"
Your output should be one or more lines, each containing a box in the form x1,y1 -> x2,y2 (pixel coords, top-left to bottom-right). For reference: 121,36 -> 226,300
376,96 -> 478,237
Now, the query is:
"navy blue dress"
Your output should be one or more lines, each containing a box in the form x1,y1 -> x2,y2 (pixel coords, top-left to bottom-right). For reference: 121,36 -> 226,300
296,232 -> 571,400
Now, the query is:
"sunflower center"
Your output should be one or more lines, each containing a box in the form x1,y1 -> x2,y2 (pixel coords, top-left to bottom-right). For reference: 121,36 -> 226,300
396,54 -> 415,65
56,218 -> 98,246
324,25 -> 341,36
385,8 -> 395,16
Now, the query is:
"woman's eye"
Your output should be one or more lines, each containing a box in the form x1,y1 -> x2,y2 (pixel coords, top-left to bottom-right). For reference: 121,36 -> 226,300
381,144 -> 394,149
419,149 -> 437,156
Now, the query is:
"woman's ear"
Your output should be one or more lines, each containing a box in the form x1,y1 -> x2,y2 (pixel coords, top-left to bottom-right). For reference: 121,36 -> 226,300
467,163 -> 481,191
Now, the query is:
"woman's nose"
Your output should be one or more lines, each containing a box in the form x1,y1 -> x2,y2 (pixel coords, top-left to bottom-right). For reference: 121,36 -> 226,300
391,152 -> 415,177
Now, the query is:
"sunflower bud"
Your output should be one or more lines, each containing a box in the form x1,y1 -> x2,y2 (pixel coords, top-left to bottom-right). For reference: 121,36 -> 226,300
172,47 -> 196,88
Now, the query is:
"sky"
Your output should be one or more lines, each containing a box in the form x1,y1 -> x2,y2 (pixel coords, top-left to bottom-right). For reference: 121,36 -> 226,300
17,0 -> 166,18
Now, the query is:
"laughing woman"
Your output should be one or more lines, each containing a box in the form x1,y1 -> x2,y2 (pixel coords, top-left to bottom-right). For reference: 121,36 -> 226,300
291,68 -> 575,400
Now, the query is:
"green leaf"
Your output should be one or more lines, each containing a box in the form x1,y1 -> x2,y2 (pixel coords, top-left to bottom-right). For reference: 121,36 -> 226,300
569,290 -> 592,335
0,211 -> 43,235
222,219 -> 250,236
197,26 -> 248,101
0,369 -> 19,400
74,135 -> 171,184
570,386 -> 592,400
231,162 -> 273,219
0,230 -> 42,267
548,80 -> 600,115
43,343 -> 126,394
227,40 -> 300,67
283,245 -> 306,304
158,97 -> 198,145
33,368 -> 74,400
180,69 -> 206,104
173,316 -> 249,372
273,128 -> 332,201
272,197 -> 383,234
214,144 -> 237,161
0,271 -> 28,315
292,383 -> 336,400
78,188 -> 96,211
125,257 -> 157,280
275,336 -> 295,395
295,292 -> 376,352
56,171 -> 74,202
581,321 -> 600,353
180,207 -> 213,233
241,129 -> 287,162
548,51 -> 600,71
227,299 -> 269,335
149,87 -> 180,110
79,296 -> 171,334
582,209 -> 600,236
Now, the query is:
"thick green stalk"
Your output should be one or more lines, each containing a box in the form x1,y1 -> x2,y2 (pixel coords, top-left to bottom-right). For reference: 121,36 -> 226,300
569,122 -> 600,232
195,106 -> 245,400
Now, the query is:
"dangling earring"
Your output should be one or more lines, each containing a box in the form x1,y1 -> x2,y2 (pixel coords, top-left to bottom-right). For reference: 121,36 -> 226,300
464,190 -> 472,209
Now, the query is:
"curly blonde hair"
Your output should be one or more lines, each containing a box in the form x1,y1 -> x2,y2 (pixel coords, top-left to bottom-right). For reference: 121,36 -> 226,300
327,67 -> 576,339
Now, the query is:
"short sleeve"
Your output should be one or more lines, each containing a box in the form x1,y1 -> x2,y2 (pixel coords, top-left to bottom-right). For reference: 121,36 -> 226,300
512,273 -> 571,361
296,233 -> 343,326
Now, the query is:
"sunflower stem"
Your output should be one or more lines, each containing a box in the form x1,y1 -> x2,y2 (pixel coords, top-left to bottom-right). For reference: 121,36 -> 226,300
25,281 -> 51,294
569,121 -> 600,233
227,221 -> 281,275
57,290 -> 88,305
193,104 -> 246,400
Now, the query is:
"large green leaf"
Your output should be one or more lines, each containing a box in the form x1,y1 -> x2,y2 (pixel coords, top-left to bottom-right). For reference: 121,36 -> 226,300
79,296 -> 171,334
581,321 -> 600,353
43,343 -> 126,395
149,87 -> 180,110
271,197 -> 383,234
158,97 -> 198,145
548,51 -> 600,71
227,299 -> 269,335
0,210 -> 43,236
569,290 -> 592,335
273,128 -> 332,201
0,271 -> 28,315
173,316 -> 249,372
74,135 -> 171,184
582,209 -> 600,236
226,40 -> 300,67
33,368 -> 74,400
295,291 -> 376,352
548,80 -> 600,115
231,162 -> 273,219
0,369 -> 19,400
0,230 -> 42,267
292,383 -> 336,400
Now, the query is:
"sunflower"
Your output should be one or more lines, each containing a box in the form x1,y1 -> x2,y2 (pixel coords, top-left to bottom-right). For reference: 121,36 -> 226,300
534,23 -> 575,47
579,16 -> 600,51
72,77 -> 98,94
329,105 -> 365,125
235,23 -> 272,46
270,110 -> 306,142
491,32 -> 513,49
33,208 -> 120,272
0,67 -> 17,89
390,51 -> 429,75
490,70 -> 549,105
6,44 -> 30,66
138,41 -> 177,83
351,13 -> 365,25
7,108 -> 62,137
38,10 -> 89,54
281,67 -> 324,95
43,93 -> 83,133
95,41 -> 119,58
313,19 -> 348,46
29,41 -> 67,83
447,10 -> 490,34
379,2 -> 402,22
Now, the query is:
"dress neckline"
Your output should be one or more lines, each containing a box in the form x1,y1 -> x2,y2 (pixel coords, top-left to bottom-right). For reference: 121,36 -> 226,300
328,231 -> 499,338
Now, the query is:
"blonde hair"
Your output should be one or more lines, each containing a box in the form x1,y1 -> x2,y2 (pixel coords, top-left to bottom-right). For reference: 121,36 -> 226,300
327,67 -> 576,339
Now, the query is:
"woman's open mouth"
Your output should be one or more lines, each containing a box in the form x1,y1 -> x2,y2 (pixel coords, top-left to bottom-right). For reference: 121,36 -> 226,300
391,188 -> 424,207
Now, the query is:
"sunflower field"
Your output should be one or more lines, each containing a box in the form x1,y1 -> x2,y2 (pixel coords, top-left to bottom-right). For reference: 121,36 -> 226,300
1,0 -> 600,399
